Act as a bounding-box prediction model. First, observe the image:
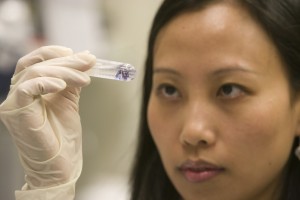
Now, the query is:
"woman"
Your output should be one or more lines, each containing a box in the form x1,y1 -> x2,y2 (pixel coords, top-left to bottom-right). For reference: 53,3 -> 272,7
0,0 -> 300,199
132,0 -> 300,199
131,0 -> 300,199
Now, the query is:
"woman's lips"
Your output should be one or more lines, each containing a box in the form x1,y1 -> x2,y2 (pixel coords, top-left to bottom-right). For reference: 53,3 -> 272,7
178,160 -> 225,183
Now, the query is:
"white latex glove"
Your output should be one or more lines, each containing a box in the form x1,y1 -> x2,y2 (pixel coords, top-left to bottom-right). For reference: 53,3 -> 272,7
0,46 -> 96,199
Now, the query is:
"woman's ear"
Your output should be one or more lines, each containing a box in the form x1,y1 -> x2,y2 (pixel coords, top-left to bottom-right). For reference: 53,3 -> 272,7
294,95 -> 300,137
294,95 -> 300,159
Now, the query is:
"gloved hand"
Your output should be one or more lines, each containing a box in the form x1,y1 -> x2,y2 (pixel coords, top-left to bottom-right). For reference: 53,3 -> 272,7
0,46 -> 96,190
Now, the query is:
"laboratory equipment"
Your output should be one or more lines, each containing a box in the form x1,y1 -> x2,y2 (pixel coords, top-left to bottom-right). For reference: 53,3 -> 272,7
87,59 -> 136,81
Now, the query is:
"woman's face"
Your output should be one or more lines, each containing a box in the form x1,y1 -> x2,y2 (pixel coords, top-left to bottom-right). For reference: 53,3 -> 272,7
147,2 -> 300,200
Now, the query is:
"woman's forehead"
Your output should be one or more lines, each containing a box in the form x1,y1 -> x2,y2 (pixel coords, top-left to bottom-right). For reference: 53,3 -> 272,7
154,2 -> 252,54
153,1 -> 286,83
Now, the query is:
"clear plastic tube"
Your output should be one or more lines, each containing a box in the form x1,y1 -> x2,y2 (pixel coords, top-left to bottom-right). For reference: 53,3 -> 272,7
87,59 -> 136,81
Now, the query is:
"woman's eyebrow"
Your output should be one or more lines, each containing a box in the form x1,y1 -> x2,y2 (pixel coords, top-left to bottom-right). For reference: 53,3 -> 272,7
153,67 -> 182,77
212,66 -> 258,77
153,66 -> 258,78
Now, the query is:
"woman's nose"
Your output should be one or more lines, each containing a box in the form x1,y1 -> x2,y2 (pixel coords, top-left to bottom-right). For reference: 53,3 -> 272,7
179,104 -> 217,148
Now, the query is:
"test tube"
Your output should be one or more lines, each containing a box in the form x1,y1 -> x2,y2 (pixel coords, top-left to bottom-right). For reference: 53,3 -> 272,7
87,59 -> 136,81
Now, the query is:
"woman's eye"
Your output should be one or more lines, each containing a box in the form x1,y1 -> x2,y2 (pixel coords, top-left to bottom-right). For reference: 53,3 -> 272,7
157,84 -> 180,99
217,84 -> 245,99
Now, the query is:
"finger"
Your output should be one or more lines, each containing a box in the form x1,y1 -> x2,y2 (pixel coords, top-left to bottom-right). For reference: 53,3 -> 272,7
33,51 -> 97,72
15,45 -> 74,74
16,77 -> 67,107
11,51 -> 94,86
12,65 -> 91,89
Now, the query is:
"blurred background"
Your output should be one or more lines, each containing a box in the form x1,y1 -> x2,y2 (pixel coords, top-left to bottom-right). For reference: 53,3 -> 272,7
0,0 -> 162,199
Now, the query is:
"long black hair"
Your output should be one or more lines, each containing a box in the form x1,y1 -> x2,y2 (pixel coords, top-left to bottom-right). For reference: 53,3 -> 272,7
130,0 -> 300,199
